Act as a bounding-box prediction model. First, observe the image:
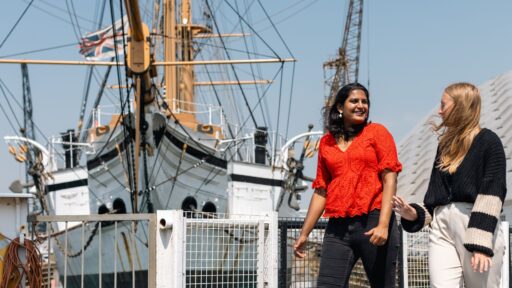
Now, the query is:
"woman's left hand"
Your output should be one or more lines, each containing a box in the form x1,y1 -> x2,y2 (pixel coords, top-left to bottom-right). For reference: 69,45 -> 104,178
364,225 -> 388,246
471,251 -> 492,273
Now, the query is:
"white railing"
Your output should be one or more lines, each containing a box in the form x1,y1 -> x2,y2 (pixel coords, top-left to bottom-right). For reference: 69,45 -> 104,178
30,211 -> 278,288
171,99 -> 225,128
157,211 -> 278,288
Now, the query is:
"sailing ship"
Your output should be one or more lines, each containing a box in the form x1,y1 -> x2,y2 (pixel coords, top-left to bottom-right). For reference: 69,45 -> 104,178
1,0 -> 322,286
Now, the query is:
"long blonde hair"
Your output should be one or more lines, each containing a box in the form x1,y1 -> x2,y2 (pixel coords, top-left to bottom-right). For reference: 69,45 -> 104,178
433,82 -> 481,174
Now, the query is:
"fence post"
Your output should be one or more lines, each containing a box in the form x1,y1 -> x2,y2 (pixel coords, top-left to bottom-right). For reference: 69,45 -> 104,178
401,226 -> 409,288
268,212 -> 279,288
156,210 -> 185,288
501,221 -> 509,288
278,220 -> 288,288
147,214 -> 157,288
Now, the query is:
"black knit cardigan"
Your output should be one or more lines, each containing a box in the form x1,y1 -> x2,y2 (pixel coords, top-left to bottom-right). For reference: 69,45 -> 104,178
401,128 -> 507,257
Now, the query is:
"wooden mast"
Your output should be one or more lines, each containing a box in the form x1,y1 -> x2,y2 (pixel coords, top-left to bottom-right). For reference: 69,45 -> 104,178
164,0 -> 177,115
178,0 -> 194,114
124,0 -> 152,212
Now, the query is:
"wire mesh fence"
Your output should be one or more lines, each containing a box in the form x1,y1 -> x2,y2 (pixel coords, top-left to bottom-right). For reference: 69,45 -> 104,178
28,212 -> 510,287
277,218 -> 378,288
402,227 -> 430,287
183,213 -> 276,287
278,218 -> 510,288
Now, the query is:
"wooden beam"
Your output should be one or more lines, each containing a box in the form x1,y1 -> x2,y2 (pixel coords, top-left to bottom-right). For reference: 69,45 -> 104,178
109,79 -> 272,89
194,80 -> 272,86
0,58 -> 296,66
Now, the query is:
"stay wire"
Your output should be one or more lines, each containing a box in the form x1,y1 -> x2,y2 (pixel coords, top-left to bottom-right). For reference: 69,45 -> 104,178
256,0 -> 294,58
151,33 -> 275,59
234,0 -> 268,128
0,0 -> 35,50
64,0 -> 83,43
0,98 -> 19,135
190,65 -> 285,191
77,0 -> 108,140
0,43 -> 78,59
222,0 -> 280,58
0,82 -> 22,131
284,61 -> 297,139
205,0 -> 258,128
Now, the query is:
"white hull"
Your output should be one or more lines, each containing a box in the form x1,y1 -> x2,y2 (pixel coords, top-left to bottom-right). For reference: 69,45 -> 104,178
46,114 -> 301,286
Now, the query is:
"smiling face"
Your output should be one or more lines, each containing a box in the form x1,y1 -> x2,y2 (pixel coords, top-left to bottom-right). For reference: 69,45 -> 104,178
438,92 -> 455,121
337,89 -> 369,127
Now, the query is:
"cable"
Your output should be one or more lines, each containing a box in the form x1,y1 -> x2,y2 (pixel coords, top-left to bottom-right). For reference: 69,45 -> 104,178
0,0 -> 35,50
151,32 -> 276,59
206,0 -> 258,128
284,61 -> 297,139
0,237 -> 43,288
234,0 -> 268,128
256,0 -> 295,58
0,42 -> 78,59
258,0 -> 320,33
0,82 -> 22,130
64,0 -> 84,43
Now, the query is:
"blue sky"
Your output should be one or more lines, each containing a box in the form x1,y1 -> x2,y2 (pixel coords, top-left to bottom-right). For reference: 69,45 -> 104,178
1,1 -> 512,191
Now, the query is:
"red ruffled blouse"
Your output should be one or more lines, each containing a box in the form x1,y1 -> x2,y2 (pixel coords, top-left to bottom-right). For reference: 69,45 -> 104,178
312,123 -> 402,218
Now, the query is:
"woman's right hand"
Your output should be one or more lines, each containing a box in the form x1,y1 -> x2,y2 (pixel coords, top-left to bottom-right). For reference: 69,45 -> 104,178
293,235 -> 308,258
392,195 -> 418,221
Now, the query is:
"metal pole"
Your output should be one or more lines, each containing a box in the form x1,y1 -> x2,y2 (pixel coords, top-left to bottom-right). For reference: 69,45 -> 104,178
99,222 -> 102,288
278,221 -> 287,288
400,225 -> 408,288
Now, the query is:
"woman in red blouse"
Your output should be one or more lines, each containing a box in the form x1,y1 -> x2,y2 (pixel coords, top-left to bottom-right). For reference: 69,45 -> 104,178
293,83 -> 402,288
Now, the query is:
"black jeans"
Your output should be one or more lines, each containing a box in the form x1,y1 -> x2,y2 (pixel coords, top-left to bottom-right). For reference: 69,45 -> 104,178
317,210 -> 399,288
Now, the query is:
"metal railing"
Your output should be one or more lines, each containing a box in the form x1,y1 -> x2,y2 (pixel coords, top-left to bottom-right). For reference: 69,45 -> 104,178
30,213 -> 157,288
29,211 -> 278,288
28,213 -> 511,287
277,218 -> 510,288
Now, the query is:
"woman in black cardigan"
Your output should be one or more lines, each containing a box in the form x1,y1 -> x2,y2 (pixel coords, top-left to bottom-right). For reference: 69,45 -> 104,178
393,82 -> 507,287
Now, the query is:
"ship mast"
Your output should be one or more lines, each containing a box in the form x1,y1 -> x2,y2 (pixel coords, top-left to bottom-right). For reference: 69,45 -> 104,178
164,0 -> 212,127
323,0 -> 364,105
124,0 -> 154,212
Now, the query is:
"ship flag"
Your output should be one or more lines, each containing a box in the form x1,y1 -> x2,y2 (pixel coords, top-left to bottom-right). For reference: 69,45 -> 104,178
79,16 -> 128,61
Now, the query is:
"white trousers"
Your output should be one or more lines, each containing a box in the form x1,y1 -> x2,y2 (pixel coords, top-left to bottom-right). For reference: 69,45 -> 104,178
429,203 -> 505,288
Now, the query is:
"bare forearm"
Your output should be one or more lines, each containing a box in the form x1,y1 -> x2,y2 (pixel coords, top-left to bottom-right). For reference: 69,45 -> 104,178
299,189 -> 326,238
379,171 -> 397,228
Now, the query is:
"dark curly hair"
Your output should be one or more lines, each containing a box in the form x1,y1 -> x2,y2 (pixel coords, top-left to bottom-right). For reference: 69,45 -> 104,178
324,83 -> 370,140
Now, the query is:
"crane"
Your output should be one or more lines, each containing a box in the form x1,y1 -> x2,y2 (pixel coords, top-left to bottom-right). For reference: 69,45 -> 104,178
323,0 -> 364,105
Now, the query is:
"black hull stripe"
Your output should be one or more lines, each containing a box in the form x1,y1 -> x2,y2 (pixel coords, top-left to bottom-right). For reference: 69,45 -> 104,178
87,135 -> 131,170
47,179 -> 88,192
164,130 -> 227,169
229,174 -> 283,187
86,129 -> 227,170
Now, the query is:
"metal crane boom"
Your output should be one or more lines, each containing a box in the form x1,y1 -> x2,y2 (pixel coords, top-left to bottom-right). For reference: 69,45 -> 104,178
324,0 -> 364,105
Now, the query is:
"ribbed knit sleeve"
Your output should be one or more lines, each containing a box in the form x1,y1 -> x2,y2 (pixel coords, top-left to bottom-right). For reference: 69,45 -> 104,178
463,133 -> 507,257
400,203 -> 433,232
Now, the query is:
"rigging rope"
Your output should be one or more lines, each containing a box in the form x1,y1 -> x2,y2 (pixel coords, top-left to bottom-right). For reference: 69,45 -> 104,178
0,236 -> 43,288
234,0 -> 269,129
64,0 -> 84,43
76,0 -> 108,142
0,42 -> 78,59
0,82 -> 22,132
285,62 -> 297,139
205,0 -> 258,128
0,0 -> 35,50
